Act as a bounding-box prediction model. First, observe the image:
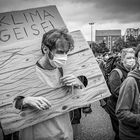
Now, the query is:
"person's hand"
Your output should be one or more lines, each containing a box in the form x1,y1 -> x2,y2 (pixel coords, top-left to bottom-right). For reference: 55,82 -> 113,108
60,74 -> 83,88
23,96 -> 51,110
62,86 -> 73,94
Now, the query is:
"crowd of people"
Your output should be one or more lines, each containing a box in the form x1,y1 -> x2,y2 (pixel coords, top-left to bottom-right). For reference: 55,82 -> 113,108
1,28 -> 140,140
97,46 -> 140,140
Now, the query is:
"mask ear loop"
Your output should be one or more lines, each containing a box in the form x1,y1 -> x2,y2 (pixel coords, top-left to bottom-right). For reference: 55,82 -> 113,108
48,50 -> 53,60
43,44 -> 54,60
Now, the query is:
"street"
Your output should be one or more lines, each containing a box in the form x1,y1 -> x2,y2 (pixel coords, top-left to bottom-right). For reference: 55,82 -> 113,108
76,101 -> 115,140
0,101 -> 117,140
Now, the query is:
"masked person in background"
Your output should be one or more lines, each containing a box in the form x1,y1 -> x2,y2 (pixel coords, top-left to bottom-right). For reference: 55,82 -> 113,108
116,44 -> 140,140
13,29 -> 88,140
105,48 -> 136,140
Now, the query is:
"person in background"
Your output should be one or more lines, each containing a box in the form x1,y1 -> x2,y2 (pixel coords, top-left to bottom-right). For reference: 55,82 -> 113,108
106,48 -> 136,140
13,28 -> 88,140
103,52 -> 109,62
70,98 -> 92,140
116,44 -> 140,140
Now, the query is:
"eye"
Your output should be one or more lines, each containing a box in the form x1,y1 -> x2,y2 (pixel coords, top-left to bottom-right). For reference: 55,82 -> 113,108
127,57 -> 132,59
56,50 -> 65,54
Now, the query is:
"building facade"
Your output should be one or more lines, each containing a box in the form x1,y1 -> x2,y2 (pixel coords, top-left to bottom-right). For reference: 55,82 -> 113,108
95,30 -> 121,51
124,28 -> 140,41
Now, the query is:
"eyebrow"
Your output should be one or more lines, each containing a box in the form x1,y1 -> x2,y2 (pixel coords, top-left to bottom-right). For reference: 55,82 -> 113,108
57,48 -> 69,53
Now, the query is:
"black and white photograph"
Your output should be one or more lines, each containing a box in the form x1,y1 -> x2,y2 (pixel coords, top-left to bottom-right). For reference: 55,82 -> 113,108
0,0 -> 140,140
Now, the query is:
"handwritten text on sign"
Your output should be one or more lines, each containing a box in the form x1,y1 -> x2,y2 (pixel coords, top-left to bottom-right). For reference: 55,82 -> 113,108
0,6 -> 66,46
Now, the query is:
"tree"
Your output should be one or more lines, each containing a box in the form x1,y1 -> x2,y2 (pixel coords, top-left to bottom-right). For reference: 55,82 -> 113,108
112,37 -> 127,52
89,41 -> 109,55
126,34 -> 137,47
89,42 -> 100,56
98,40 -> 109,53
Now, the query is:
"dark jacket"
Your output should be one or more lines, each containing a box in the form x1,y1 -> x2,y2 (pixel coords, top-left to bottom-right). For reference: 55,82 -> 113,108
116,69 -> 140,140
107,62 -> 129,110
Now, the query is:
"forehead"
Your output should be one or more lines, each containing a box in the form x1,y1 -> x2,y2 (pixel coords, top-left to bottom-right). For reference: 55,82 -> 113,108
124,52 -> 135,58
55,39 -> 69,52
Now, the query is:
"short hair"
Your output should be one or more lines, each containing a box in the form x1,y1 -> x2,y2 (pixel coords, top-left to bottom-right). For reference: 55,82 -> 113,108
121,48 -> 135,61
41,28 -> 74,54
135,44 -> 140,58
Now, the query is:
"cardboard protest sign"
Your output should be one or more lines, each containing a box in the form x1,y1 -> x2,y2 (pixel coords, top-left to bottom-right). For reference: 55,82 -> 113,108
0,6 -> 110,134
0,5 -> 66,46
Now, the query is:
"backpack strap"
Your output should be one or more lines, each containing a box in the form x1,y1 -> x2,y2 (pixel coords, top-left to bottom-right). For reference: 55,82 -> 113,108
112,68 -> 123,79
127,75 -> 140,93
127,76 -> 140,108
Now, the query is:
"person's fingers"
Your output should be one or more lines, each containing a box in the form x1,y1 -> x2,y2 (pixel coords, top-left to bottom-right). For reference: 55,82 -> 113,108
62,86 -> 72,93
62,79 -> 75,83
62,78 -> 76,84
35,97 -> 51,109
37,98 -> 45,105
60,75 -> 75,80
31,102 -> 43,110
61,74 -> 73,78
64,80 -> 77,86
31,98 -> 46,110
37,101 -> 49,110
63,81 -> 74,85
61,77 -> 75,81
23,97 -> 51,110
66,83 -> 74,86
41,98 -> 51,107
37,102 -> 48,110
64,81 -> 73,85
43,104 -> 50,110
34,100 -> 45,110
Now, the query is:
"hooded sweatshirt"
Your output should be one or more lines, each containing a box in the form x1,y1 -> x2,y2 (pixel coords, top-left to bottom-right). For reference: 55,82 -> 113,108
107,62 -> 129,109
116,69 -> 140,140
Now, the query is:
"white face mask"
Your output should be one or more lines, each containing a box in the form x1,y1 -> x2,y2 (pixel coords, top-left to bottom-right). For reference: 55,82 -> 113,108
125,59 -> 135,69
49,54 -> 67,68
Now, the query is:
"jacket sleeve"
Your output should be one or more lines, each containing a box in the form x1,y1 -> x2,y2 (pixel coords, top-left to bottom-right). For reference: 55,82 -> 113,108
108,70 -> 122,98
116,77 -> 140,127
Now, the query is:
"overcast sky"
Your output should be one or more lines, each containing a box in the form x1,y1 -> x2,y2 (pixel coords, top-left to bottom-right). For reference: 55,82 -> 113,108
0,0 -> 140,41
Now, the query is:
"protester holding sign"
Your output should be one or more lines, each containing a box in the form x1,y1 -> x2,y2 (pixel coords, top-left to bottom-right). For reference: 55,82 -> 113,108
13,28 -> 87,140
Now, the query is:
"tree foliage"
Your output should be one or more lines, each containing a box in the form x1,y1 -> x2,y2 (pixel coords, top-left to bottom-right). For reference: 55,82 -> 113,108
98,41 -> 109,53
90,41 -> 109,54
112,37 -> 127,52
90,34 -> 140,54
126,34 -> 137,47
112,35 -> 140,53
